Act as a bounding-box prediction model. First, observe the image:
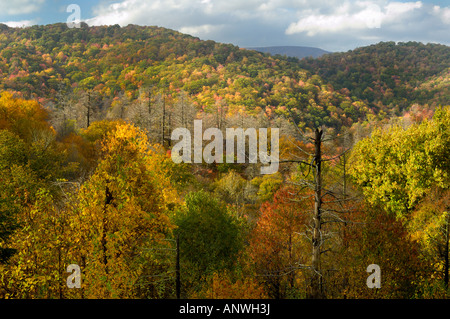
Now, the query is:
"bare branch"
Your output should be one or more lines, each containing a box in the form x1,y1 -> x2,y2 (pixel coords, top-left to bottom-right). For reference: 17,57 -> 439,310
321,147 -> 352,162
255,263 -> 312,277
286,107 -> 314,143
277,159 -> 313,166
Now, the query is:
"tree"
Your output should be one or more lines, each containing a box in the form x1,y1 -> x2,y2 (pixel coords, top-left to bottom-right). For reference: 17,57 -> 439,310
349,105 -> 450,296
107,92 -> 130,120
73,123 -> 178,298
191,271 -> 267,299
249,187 -> 309,298
73,90 -> 104,129
408,187 -> 450,292
349,106 -> 450,219
0,91 -> 52,144
51,83 -> 77,139
173,190 -> 244,297
0,188 -> 76,298
280,124 -> 353,298
310,128 -> 324,298
126,87 -> 158,138
0,130 -> 29,263
329,202 -> 428,299
0,93 -> 71,268
172,91 -> 197,130
213,170 -> 253,217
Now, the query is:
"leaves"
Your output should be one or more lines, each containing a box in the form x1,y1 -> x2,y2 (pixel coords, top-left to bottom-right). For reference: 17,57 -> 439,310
0,23 -> 448,299
349,106 -> 450,218
73,123 -> 177,298
248,187 -> 309,298
173,190 -> 244,296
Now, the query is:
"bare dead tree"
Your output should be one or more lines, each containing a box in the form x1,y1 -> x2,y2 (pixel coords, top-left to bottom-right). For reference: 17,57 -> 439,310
71,89 -> 105,129
127,86 -> 159,142
172,91 -> 197,134
127,86 -> 177,146
107,92 -> 130,121
276,110 -> 357,299
51,84 -> 76,138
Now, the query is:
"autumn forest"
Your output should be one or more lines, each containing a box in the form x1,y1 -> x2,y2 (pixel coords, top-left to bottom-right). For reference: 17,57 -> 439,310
0,23 -> 449,299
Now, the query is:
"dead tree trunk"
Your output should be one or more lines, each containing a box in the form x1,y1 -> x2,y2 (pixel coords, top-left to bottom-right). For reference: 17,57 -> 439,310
161,93 -> 166,147
86,91 -> 91,128
102,185 -> 113,275
310,128 -> 324,299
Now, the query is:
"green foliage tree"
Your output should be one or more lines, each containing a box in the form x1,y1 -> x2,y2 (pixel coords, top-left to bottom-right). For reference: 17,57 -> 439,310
173,190 -> 244,297
349,105 -> 450,297
349,106 -> 450,219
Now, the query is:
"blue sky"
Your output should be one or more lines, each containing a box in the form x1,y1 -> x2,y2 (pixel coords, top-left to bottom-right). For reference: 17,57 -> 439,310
0,0 -> 448,52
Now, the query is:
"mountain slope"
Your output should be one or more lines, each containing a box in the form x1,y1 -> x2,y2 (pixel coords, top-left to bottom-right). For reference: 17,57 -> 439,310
0,23 -> 372,130
297,41 -> 450,112
247,46 -> 330,59
0,24 -> 447,134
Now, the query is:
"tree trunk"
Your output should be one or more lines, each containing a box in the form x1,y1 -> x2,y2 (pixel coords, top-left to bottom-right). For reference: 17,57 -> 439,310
310,128 -> 323,298
102,186 -> 113,275
86,91 -> 91,128
161,94 -> 166,146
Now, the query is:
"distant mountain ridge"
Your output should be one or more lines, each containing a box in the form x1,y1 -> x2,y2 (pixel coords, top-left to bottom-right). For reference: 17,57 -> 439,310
246,46 -> 331,59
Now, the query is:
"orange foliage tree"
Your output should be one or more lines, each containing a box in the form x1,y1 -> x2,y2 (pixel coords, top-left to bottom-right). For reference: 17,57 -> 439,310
248,187 -> 310,298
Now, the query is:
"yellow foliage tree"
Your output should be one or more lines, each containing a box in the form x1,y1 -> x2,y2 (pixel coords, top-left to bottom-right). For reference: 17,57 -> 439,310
0,91 -> 53,144
73,123 -> 178,298
0,188 -> 76,299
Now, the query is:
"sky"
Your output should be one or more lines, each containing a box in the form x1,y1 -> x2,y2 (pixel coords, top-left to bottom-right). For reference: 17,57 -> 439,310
0,0 -> 448,52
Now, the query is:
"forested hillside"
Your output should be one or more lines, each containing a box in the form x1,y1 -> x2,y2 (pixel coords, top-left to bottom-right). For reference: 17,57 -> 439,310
0,23 -> 449,300
298,41 -> 450,113
0,22 -> 370,131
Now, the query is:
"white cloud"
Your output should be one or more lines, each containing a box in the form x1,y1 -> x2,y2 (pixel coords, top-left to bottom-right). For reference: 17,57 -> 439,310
286,1 -> 424,35
179,24 -> 223,37
86,0 -> 209,29
85,0 -> 261,38
444,8 -> 450,24
432,5 -> 450,24
0,0 -> 44,15
385,1 -> 422,16
1,19 -> 35,27
84,0 -> 449,51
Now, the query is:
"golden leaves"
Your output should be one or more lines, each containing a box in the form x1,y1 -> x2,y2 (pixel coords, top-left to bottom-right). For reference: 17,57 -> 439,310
73,122 -> 178,298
